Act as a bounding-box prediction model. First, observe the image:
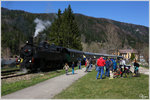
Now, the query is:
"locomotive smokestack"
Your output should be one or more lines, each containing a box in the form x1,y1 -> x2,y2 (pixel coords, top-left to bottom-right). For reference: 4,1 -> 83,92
34,18 -> 51,38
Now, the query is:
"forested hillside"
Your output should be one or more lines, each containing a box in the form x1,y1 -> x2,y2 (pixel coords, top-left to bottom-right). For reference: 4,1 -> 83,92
1,7 -> 149,57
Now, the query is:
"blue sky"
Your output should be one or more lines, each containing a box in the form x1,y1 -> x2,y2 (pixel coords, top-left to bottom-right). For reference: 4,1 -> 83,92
1,1 -> 149,27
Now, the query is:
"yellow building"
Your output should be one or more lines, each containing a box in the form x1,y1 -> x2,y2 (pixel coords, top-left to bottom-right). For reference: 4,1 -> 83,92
117,49 -> 138,60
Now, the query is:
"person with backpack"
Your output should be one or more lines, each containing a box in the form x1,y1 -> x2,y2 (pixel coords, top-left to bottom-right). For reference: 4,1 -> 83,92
105,58 -> 110,77
96,57 -> 106,79
113,59 -> 117,72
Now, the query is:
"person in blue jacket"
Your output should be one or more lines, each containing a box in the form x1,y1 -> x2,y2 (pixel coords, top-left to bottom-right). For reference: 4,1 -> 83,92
78,60 -> 81,69
105,58 -> 110,77
113,59 -> 117,72
71,62 -> 75,74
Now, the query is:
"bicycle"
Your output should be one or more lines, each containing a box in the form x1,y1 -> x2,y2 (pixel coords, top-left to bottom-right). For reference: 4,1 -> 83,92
124,65 -> 133,78
113,66 -> 133,78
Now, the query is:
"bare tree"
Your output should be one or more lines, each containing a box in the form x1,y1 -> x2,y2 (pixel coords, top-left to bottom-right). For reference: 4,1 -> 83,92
81,41 -> 103,53
2,47 -> 11,58
88,42 -> 101,53
134,42 -> 144,61
142,46 -> 149,64
104,24 -> 121,54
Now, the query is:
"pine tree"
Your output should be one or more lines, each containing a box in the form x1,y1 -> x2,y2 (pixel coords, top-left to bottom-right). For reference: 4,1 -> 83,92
131,53 -> 135,61
49,5 -> 82,50
49,9 -> 62,46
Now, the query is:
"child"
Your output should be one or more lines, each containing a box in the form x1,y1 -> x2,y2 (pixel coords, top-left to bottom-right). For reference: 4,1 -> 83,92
72,62 -> 75,74
63,63 -> 69,75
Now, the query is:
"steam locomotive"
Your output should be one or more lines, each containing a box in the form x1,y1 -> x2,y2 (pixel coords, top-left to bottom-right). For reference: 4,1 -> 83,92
18,37 -> 123,72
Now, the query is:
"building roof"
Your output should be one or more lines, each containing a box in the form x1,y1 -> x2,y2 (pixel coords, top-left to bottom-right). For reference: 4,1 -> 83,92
119,49 -> 138,53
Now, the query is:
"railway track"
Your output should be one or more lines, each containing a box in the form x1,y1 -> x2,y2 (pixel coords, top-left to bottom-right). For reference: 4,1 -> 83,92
1,68 -> 29,79
2,69 -> 20,76
2,69 -> 20,73
1,73 -> 29,79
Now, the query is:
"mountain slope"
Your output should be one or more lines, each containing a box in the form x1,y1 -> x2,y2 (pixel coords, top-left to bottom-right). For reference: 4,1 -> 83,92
74,13 -> 148,45
1,7 -> 149,55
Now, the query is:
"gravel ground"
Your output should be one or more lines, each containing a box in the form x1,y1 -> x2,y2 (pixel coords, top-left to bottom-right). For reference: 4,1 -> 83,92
138,67 -> 149,75
130,66 -> 149,75
2,73 -> 41,83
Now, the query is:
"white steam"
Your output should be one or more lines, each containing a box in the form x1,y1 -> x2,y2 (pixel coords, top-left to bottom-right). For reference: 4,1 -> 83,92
34,18 -> 51,37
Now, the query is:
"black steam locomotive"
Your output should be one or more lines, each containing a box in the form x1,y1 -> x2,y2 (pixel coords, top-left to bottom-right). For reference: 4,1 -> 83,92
18,37 -> 123,72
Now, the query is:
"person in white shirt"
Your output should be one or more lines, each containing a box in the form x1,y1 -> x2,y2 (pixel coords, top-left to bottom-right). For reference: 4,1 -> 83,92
119,58 -> 126,78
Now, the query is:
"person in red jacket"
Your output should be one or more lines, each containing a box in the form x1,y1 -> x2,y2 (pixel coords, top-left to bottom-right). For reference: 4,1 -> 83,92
96,57 -> 106,79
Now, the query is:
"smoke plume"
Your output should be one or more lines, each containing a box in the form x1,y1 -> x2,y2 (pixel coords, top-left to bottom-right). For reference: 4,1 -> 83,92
34,18 -> 51,37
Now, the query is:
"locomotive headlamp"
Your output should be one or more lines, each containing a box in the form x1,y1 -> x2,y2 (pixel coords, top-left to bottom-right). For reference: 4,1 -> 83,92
18,59 -> 20,62
26,41 -> 28,44
29,60 -> 32,63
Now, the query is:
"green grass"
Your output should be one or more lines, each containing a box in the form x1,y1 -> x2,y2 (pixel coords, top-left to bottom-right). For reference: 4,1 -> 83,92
54,70 -> 149,99
1,66 -> 82,96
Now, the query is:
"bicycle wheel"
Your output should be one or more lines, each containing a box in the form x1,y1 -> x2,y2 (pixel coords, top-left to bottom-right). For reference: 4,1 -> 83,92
127,70 -> 133,78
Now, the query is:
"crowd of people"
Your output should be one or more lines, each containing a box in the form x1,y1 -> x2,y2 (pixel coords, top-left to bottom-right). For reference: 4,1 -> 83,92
63,57 -> 140,79
95,57 -> 139,80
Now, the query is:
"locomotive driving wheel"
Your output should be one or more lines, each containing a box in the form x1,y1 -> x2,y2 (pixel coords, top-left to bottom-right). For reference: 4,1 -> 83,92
37,59 -> 47,72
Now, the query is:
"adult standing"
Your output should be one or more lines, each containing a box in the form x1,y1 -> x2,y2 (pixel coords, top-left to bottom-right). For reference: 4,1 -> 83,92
96,57 -> 106,79
78,60 -> 81,69
95,59 -> 98,70
109,59 -> 114,79
88,58 -> 92,71
133,59 -> 139,74
113,59 -> 117,72
105,58 -> 110,77
116,59 -> 120,70
103,58 -> 106,73
85,59 -> 89,72
120,58 -> 126,77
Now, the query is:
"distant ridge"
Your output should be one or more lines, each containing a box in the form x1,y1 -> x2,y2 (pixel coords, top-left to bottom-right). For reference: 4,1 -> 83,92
1,7 -> 149,55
